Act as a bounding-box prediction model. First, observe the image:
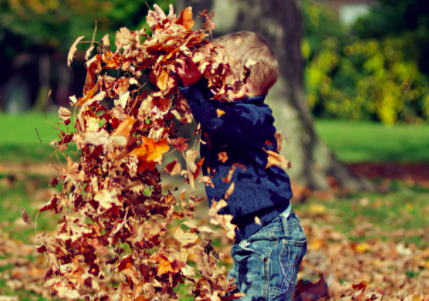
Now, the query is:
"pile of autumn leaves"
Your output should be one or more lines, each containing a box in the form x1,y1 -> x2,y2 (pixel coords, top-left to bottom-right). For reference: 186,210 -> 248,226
37,8 -> 241,301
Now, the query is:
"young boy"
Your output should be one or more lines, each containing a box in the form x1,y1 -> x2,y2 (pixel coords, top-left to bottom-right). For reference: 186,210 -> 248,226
152,5 -> 307,301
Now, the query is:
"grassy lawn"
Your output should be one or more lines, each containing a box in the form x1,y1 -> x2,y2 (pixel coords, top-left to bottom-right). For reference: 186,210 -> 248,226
2,114 -> 429,300
315,119 -> 429,162
0,113 -> 71,162
293,180 -> 429,247
2,114 -> 429,163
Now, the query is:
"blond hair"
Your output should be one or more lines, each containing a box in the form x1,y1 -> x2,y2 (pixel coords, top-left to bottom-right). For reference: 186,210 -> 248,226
213,31 -> 279,96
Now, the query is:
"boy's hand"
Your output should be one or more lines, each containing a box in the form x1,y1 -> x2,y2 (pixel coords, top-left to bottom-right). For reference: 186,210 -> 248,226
175,57 -> 202,87
148,4 -> 177,24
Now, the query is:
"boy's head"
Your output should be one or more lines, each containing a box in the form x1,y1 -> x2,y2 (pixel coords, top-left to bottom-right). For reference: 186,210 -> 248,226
213,31 -> 279,96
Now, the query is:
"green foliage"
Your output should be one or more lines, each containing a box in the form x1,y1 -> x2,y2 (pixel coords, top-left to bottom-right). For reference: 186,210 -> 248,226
302,0 -> 429,124
315,119 -> 429,162
0,0 -> 173,56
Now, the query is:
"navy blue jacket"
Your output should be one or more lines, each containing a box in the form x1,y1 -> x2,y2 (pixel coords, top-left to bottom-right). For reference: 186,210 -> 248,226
179,79 -> 293,242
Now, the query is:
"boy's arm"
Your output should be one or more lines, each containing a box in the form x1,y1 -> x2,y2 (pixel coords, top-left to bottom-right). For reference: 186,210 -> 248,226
176,57 -> 276,146
179,78 -> 276,146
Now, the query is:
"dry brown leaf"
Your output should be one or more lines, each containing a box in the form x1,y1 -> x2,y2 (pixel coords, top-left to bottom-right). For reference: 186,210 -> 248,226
58,107 -> 72,121
67,36 -> 85,67
225,182 -> 235,199
112,116 -> 136,137
164,160 -> 182,176
264,149 -> 291,170
21,209 -> 31,225
218,151 -> 228,163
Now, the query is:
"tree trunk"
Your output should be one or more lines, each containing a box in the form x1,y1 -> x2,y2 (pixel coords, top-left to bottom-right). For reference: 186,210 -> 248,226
183,0 -> 372,191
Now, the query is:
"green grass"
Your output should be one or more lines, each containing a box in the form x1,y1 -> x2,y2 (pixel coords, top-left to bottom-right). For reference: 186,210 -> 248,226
315,119 -> 429,162
0,173 -> 60,242
2,114 -> 429,163
0,113 -> 73,162
293,180 -> 429,247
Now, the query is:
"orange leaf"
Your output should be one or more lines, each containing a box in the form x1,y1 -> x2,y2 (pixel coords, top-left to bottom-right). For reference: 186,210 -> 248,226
143,137 -> 170,163
216,109 -> 225,117
112,116 -> 136,137
225,182 -> 235,199
76,84 -> 98,106
157,257 -> 174,276
222,165 -> 236,183
264,149 -> 291,170
175,7 -> 195,31
218,151 -> 228,163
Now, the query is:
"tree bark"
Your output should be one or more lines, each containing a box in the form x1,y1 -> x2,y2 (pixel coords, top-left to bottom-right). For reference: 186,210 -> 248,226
183,0 -> 372,191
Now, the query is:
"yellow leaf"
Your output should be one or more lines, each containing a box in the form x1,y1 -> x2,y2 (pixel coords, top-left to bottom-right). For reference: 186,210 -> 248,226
156,69 -> 169,91
216,109 -> 225,117
308,204 -> 326,214
406,203 -> 413,212
308,239 -> 324,250
355,242 -> 370,253
254,216 -> 261,225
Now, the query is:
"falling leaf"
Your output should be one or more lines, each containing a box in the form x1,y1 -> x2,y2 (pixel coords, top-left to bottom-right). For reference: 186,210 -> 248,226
222,165 -> 236,183
102,34 -> 110,47
94,189 -> 121,210
175,7 -> 195,31
58,107 -> 72,120
115,27 -> 131,49
225,182 -> 235,199
129,137 -> 169,164
185,150 -> 199,190
264,149 -> 291,170
254,216 -> 261,225
67,36 -> 85,67
164,160 -> 182,176
112,116 -> 136,137
218,151 -> 228,163
21,209 -> 31,225
174,227 -> 198,247
85,45 -> 94,61
216,109 -> 225,117
200,9 -> 215,35
171,137 -> 189,152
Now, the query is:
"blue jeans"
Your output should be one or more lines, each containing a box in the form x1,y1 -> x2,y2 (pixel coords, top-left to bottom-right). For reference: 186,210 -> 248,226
228,210 -> 307,301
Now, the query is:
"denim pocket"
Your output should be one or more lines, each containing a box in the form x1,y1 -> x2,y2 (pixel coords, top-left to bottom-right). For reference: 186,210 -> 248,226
280,238 -> 307,288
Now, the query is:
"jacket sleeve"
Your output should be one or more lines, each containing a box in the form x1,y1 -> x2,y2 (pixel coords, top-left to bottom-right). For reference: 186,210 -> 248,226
178,79 -> 276,146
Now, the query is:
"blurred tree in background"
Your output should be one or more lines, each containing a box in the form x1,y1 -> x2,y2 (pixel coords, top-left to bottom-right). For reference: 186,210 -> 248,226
0,0 -> 170,111
303,0 -> 429,124
2,0 -> 428,124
